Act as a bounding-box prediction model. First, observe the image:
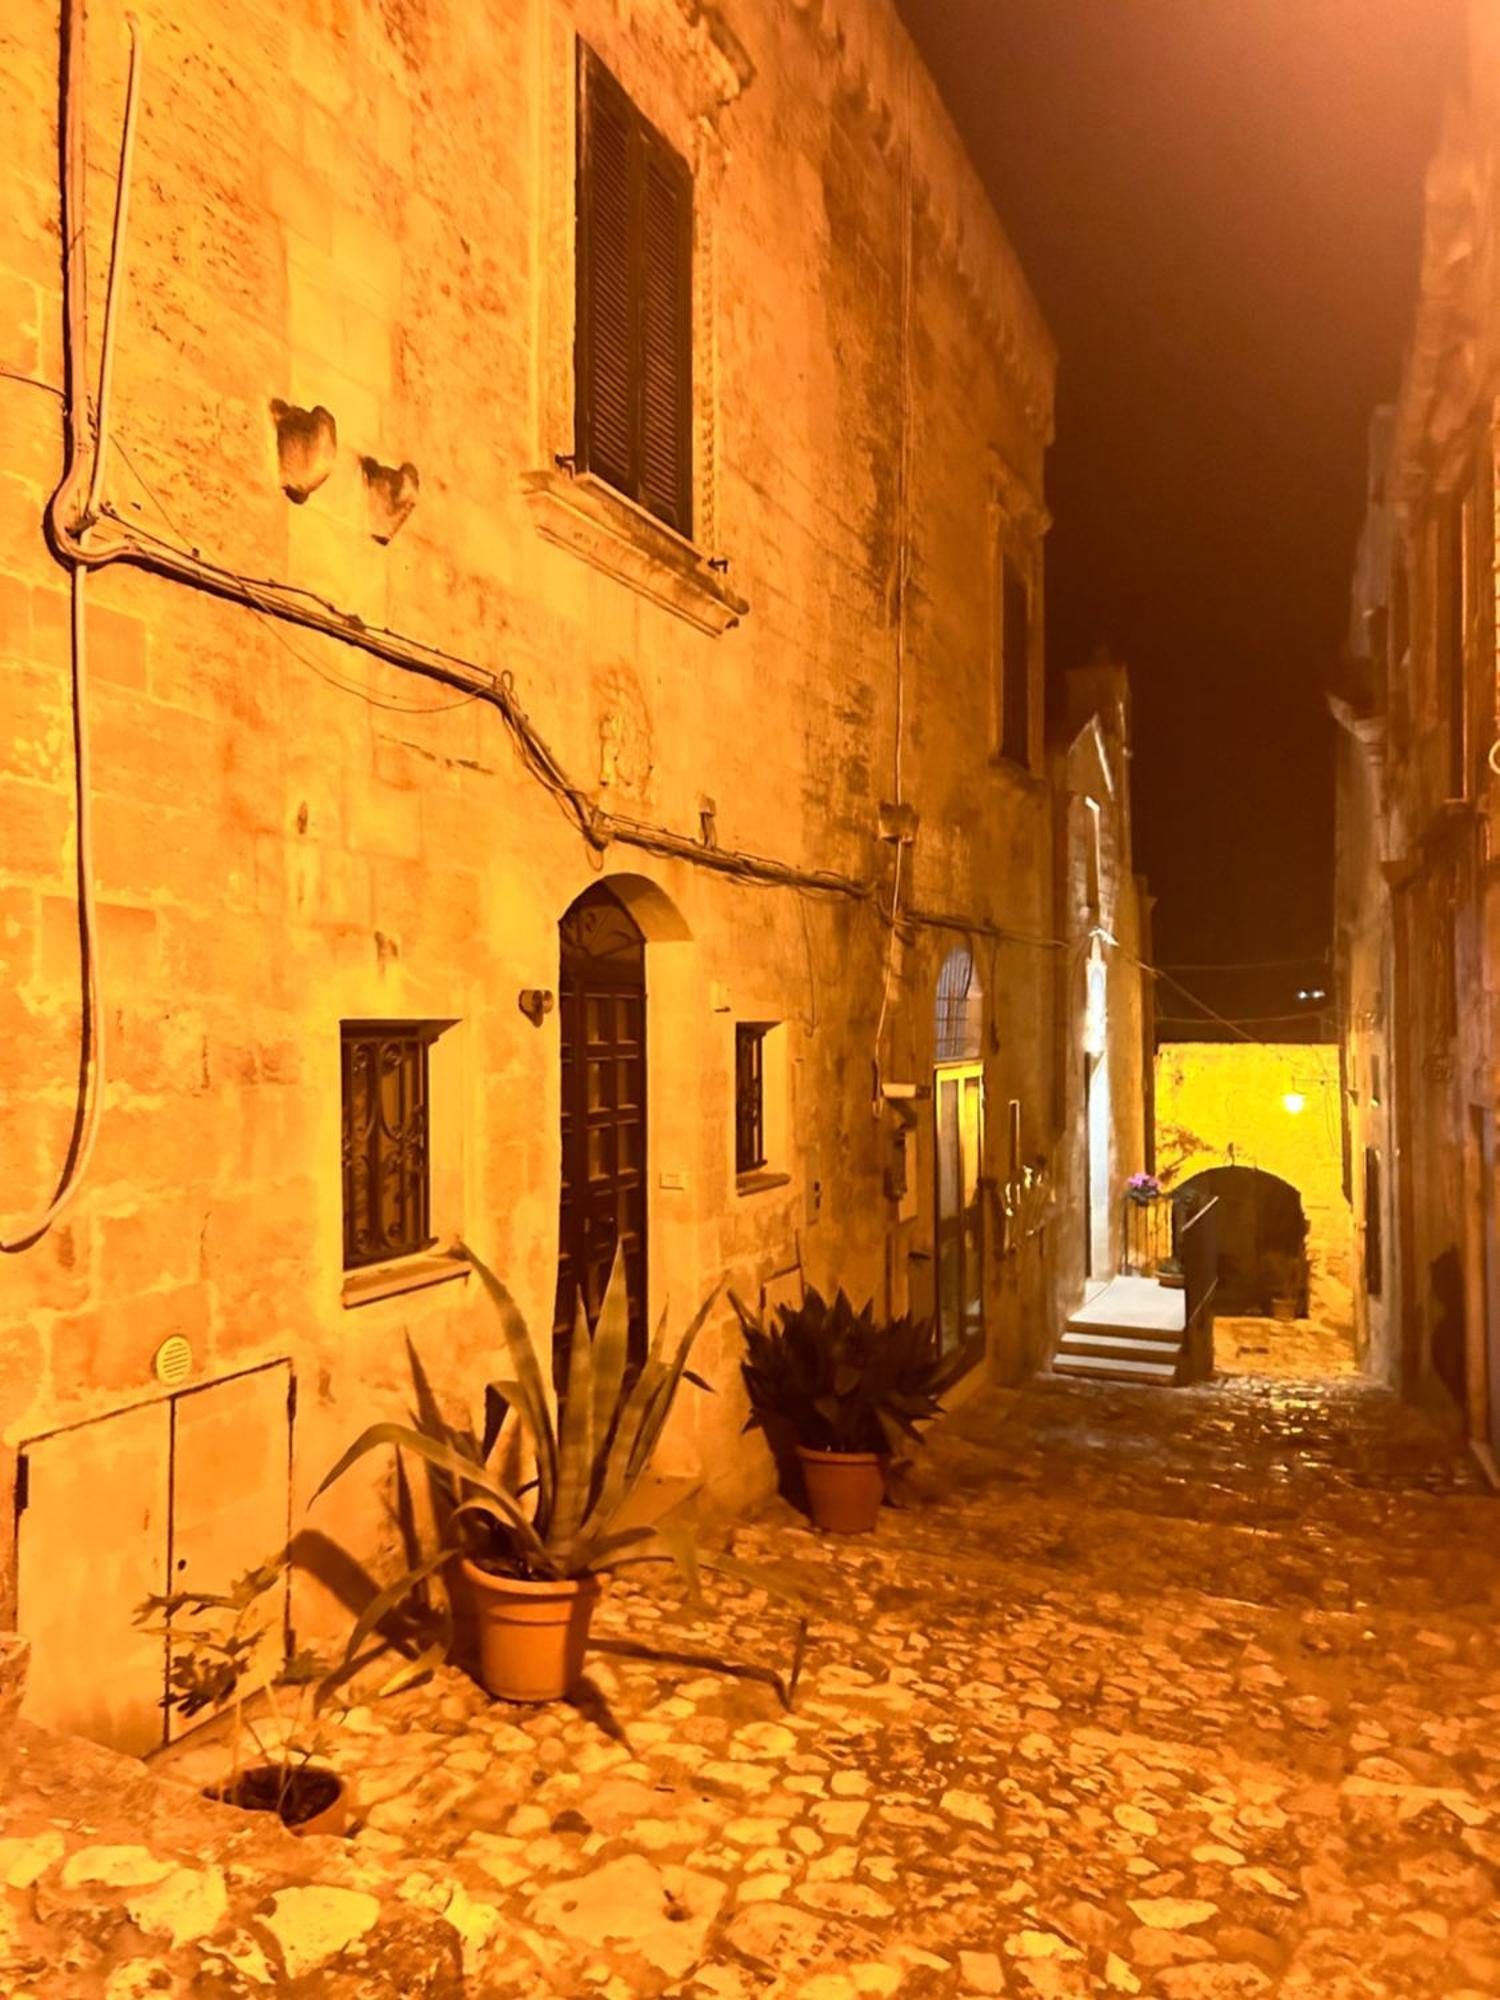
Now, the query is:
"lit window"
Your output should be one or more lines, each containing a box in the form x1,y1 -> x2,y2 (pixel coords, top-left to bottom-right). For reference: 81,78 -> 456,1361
341,1022 -> 446,1269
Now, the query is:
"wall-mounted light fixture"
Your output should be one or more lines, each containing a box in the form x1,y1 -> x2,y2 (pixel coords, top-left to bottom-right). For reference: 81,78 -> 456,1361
518,989 -> 554,1027
1282,1092 -> 1306,1115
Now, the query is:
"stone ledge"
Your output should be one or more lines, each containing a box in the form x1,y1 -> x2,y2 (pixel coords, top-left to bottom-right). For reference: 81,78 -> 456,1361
522,468 -> 748,636
341,1251 -> 471,1311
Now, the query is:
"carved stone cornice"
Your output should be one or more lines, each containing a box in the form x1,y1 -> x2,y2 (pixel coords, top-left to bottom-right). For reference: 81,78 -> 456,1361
784,0 -> 1057,443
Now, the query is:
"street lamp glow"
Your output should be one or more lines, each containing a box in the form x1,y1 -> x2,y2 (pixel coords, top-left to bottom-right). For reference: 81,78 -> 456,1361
1282,1092 -> 1306,1114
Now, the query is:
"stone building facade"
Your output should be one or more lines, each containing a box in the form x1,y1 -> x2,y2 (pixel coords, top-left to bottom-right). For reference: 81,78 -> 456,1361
1332,0 -> 1500,1465
0,0 -> 1149,1749
1048,656 -> 1154,1325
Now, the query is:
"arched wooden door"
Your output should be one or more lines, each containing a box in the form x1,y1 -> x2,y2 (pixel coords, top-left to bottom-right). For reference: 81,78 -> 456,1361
554,884 -> 648,1381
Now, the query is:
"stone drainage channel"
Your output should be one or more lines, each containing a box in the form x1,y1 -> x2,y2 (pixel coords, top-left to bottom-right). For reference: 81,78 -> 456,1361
3,1360 -> 1498,1998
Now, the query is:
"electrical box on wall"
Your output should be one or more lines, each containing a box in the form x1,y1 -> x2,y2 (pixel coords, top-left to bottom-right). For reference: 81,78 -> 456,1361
887,1124 -> 919,1223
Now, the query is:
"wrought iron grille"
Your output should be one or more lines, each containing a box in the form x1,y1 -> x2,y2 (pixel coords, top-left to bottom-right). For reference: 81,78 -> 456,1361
735,1024 -> 767,1175
341,1023 -> 438,1269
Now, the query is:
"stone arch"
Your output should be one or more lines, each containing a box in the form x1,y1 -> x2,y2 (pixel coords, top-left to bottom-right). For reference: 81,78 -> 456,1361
934,944 -> 983,1064
595,870 -> 692,943
1177,1164 -> 1309,1316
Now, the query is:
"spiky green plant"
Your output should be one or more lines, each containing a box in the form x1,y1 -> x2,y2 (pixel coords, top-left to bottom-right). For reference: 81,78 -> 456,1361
315,1243 -> 721,1665
732,1286 -> 968,1454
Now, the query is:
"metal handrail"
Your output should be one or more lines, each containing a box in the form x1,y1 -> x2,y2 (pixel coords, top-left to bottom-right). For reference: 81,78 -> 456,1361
1179,1195 -> 1220,1365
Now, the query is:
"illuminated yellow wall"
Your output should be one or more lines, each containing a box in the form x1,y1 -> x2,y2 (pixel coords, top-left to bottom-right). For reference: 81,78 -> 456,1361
1155,1042 -> 1353,1327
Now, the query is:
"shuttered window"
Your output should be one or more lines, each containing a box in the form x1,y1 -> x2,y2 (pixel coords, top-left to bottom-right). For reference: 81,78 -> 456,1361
576,48 -> 694,536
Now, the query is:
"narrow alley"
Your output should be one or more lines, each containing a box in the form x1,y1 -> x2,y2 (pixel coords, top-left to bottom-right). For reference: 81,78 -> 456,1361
4,1344 -> 1497,1999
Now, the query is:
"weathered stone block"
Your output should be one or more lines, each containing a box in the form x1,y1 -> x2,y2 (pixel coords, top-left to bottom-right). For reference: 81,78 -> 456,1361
0,570 -> 31,660
56,1281 -> 212,1399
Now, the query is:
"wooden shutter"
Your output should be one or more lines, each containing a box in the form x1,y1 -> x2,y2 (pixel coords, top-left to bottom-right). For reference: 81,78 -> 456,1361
640,133 -> 694,535
576,48 -> 693,534
577,52 -> 638,499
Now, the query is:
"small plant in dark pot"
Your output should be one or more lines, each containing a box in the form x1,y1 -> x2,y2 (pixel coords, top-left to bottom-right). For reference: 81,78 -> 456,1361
732,1287 -> 965,1533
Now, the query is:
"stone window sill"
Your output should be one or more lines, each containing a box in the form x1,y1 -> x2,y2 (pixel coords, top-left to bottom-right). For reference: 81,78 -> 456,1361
522,467 -> 748,636
988,753 -> 1047,793
736,1169 -> 792,1198
341,1248 -> 471,1310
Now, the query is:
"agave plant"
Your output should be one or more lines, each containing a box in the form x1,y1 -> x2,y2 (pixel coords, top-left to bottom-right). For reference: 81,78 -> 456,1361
732,1286 -> 966,1454
315,1242 -> 720,1664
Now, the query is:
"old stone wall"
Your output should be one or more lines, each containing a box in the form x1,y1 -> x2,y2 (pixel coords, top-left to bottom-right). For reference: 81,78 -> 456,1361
1155,1042 -> 1354,1331
0,0 -> 1060,1697
1047,661 -> 1151,1328
1333,0 -> 1500,1448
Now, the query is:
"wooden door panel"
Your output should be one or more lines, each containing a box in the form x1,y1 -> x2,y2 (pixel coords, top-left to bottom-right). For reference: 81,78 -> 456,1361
556,887 -> 648,1374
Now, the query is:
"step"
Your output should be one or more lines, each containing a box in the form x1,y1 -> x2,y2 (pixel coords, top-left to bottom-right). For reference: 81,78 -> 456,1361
1059,1328 -> 1183,1359
1051,1351 -> 1180,1385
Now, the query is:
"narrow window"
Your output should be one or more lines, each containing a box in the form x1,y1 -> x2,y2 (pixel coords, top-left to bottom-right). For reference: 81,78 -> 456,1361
1364,1146 -> 1382,1298
576,48 -> 693,535
1000,554 -> 1030,765
341,1023 -> 441,1269
735,1024 -> 768,1176
1438,488 -> 1467,798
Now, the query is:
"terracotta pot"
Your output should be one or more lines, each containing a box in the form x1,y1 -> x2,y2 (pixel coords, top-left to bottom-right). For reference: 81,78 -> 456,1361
208,1765 -> 348,1838
796,1446 -> 887,1534
460,1560 -> 601,1702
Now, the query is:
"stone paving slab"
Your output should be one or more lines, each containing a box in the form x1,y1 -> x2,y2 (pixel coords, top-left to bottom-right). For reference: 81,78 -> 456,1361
5,1363 -> 1500,1996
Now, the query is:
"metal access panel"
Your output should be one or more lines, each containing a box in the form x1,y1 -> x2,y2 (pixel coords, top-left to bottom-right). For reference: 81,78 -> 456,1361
167,1361 -> 292,1742
16,1398 -> 171,1755
16,1360 -> 293,1756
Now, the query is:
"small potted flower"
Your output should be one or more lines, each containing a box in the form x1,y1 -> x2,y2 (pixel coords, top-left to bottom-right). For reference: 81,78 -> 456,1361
731,1288 -> 965,1534
1124,1172 -> 1162,1204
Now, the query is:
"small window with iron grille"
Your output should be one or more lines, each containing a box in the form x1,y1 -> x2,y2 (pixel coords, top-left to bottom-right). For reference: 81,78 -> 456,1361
341,1022 -> 446,1270
735,1024 -> 771,1178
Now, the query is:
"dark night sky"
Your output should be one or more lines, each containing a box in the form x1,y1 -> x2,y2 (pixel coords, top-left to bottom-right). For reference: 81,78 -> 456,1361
898,0 -> 1466,1028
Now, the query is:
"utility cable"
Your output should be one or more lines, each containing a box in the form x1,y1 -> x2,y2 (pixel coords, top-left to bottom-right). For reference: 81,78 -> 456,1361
3,10 -> 140,1249
1160,955 -> 1330,973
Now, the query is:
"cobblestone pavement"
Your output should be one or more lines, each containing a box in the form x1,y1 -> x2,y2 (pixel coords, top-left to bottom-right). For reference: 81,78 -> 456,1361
1214,1316 -> 1359,1382
10,1350 -> 1500,1997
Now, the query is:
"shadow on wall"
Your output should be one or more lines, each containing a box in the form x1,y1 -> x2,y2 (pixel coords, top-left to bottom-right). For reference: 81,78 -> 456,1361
1430,1245 -> 1466,1408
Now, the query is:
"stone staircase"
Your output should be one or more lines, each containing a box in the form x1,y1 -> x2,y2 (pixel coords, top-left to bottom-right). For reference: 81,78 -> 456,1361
1052,1275 -> 1188,1386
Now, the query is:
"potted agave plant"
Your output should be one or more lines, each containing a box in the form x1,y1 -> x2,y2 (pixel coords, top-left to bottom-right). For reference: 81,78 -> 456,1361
731,1287 -> 965,1534
136,1553 -> 346,1836
316,1243 -> 719,1704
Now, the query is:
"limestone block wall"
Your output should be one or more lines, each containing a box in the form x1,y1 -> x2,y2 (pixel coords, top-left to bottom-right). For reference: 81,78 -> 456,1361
0,0 -> 1061,1668
1155,1043 -> 1354,1330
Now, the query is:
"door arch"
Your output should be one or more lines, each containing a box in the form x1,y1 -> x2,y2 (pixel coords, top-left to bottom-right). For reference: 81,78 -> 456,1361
1175,1164 -> 1308,1315
554,883 -> 648,1380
